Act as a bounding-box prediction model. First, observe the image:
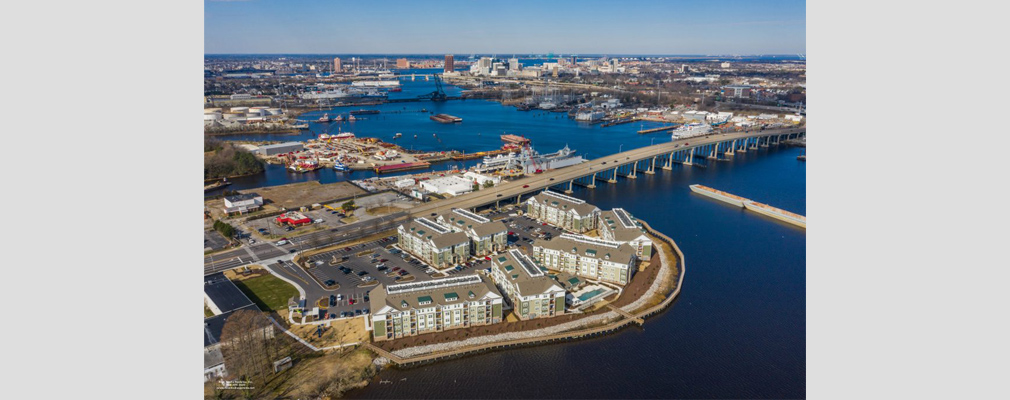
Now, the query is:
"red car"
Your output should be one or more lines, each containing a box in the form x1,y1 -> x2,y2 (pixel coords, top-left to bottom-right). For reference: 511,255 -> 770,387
522,184 -> 529,188
485,256 -> 491,261
393,267 -> 401,271
348,299 -> 355,305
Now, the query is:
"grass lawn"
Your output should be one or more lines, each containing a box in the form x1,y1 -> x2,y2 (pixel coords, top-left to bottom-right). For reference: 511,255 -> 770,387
204,305 -> 214,317
232,274 -> 299,311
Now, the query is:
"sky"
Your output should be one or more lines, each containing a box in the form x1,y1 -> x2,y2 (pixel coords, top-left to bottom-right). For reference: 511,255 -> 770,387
205,0 -> 805,55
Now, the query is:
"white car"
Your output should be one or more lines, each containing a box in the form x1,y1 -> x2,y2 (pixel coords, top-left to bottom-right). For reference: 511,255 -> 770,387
276,240 -> 288,245
314,219 -> 324,223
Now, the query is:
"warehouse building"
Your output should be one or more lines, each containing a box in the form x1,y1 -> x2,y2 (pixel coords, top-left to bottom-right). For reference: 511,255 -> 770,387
419,175 -> 474,196
254,142 -> 304,156
434,208 -> 508,257
525,190 -> 600,233
222,193 -> 263,215
369,275 -> 504,341
397,217 -> 471,268
489,249 -> 566,320
598,208 -> 653,258
532,233 -> 638,285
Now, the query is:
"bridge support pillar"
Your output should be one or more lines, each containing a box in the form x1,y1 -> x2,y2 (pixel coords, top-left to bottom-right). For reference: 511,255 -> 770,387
587,173 -> 596,189
607,168 -> 617,183
645,156 -> 656,174
707,143 -> 720,160
683,149 -> 693,166
726,140 -> 736,156
662,152 -> 673,170
516,194 -> 522,205
628,161 -> 637,179
565,180 -> 573,194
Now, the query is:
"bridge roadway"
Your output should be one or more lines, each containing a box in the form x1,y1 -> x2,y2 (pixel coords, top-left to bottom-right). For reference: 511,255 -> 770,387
203,127 -> 802,274
408,126 -> 806,216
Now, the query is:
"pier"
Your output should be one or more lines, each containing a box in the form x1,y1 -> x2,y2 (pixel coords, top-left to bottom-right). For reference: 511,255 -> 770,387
637,125 -> 679,135
690,184 -> 806,228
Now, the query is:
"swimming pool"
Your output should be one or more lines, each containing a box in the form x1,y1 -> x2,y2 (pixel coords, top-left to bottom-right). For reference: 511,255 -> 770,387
577,289 -> 606,302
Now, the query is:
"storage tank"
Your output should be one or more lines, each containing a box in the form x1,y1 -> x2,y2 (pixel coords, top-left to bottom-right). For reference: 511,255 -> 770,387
230,106 -> 249,113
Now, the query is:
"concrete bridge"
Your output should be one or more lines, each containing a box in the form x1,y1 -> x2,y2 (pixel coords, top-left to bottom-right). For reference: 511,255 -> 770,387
408,127 -> 806,215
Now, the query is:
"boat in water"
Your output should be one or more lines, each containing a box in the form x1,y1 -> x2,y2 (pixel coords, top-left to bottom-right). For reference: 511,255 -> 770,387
348,115 -> 357,122
671,123 -> 712,139
333,161 -> 352,172
317,113 -> 332,123
334,132 -> 355,139
394,133 -> 402,139
291,123 -> 309,129
335,114 -> 344,122
475,144 -> 584,174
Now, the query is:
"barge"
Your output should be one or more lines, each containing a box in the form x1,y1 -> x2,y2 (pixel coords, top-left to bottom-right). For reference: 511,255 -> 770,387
374,161 -> 431,174
430,114 -> 462,123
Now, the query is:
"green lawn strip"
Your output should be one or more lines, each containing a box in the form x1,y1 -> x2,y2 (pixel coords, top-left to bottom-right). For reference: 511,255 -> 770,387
232,274 -> 299,311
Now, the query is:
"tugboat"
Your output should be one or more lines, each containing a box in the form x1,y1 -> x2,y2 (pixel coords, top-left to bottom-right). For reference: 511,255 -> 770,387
334,114 -> 343,122
333,161 -> 352,172
394,133 -> 402,139
317,113 -> 332,123
348,115 -> 357,122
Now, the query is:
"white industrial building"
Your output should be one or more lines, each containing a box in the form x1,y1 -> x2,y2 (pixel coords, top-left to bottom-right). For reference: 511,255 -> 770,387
463,171 -> 500,187
222,193 -> 263,215
420,176 -> 474,196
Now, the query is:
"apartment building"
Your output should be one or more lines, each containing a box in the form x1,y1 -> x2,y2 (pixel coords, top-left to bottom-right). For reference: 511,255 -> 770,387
525,190 -> 600,233
532,233 -> 638,285
435,208 -> 508,257
598,208 -> 653,258
489,249 -> 566,320
369,275 -> 504,341
397,217 -> 471,269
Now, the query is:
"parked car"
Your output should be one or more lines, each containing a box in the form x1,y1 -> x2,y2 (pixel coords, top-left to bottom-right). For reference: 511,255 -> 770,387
393,267 -> 401,271
324,279 -> 335,286
329,295 -> 336,306
336,294 -> 343,301
357,271 -> 367,276
355,310 -> 362,316
348,299 -> 355,305
523,184 -> 529,188
276,240 -> 288,245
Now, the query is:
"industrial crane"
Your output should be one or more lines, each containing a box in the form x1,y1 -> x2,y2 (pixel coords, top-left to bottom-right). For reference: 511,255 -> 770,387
417,74 -> 447,102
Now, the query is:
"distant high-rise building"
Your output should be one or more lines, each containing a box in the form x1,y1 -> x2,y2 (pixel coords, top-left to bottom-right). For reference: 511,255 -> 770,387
396,58 -> 410,69
508,58 -> 521,71
333,57 -> 342,72
444,54 -> 454,73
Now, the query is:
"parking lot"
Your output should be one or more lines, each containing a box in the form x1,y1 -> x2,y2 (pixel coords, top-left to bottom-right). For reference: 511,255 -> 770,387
204,230 -> 231,252
491,211 -> 564,253
294,235 -> 436,318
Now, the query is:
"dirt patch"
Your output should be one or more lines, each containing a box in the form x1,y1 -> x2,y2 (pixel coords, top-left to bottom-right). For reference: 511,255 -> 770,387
223,265 -> 268,281
290,318 -> 369,348
245,181 -> 366,212
365,205 -> 402,216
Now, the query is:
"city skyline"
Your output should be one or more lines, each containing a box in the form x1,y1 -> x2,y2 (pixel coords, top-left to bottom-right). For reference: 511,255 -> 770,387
205,0 -> 806,55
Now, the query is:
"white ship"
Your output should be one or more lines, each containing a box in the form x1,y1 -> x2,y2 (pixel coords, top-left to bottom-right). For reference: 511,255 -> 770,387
671,123 -> 712,139
475,145 -> 584,174
351,80 -> 400,88
299,86 -> 387,100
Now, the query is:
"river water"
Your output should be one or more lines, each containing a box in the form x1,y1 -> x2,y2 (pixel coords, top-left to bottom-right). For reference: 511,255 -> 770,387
212,77 -> 806,398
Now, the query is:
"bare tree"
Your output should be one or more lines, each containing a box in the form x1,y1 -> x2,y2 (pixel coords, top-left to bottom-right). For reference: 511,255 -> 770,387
219,309 -> 280,394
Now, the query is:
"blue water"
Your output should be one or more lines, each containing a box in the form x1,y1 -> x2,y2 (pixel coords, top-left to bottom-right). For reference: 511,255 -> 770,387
344,145 -> 805,399
209,77 -> 673,192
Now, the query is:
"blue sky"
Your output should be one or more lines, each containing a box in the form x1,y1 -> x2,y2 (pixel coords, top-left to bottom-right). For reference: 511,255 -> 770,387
205,0 -> 805,55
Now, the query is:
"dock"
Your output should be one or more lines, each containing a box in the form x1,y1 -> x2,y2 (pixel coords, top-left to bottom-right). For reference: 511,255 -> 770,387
637,125 -> 679,135
689,184 -> 806,228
